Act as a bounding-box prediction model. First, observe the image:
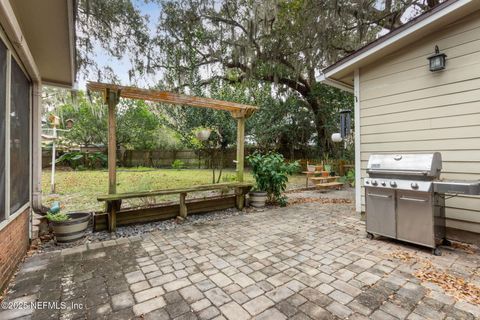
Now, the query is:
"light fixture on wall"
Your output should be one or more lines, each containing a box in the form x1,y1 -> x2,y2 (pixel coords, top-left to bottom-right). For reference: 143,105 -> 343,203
428,45 -> 447,71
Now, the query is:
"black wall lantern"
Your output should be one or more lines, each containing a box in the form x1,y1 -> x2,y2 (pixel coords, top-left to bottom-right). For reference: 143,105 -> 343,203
428,45 -> 447,71
339,109 -> 351,138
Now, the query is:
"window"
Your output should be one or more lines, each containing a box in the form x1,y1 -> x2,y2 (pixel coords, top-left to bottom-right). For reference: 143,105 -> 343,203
0,41 -> 6,219
9,59 -> 31,214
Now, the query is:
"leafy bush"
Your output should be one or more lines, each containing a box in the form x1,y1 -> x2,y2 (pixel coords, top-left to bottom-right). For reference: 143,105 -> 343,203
246,152 -> 300,205
346,169 -> 355,187
56,151 -> 107,170
46,211 -> 70,222
171,159 -> 185,170
339,169 -> 355,187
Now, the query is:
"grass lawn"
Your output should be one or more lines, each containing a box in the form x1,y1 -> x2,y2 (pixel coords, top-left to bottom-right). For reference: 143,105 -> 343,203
42,167 -> 306,212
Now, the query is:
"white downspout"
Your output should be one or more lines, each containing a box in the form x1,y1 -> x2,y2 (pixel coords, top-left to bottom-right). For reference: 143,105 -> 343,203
354,69 -> 362,214
32,82 -> 42,212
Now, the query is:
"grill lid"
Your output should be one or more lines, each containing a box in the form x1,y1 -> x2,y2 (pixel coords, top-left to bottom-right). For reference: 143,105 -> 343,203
367,153 -> 442,179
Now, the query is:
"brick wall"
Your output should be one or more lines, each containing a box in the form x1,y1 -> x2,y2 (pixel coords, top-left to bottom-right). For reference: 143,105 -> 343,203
0,208 -> 29,291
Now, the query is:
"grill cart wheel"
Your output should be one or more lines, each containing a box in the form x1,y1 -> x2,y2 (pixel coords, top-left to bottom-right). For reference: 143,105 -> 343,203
433,248 -> 442,256
442,238 -> 452,246
366,233 -> 374,240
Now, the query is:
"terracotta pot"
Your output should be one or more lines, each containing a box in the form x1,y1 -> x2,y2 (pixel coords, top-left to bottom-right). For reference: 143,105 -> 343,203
315,165 -> 323,171
51,212 -> 90,243
322,171 -> 329,177
249,191 -> 268,208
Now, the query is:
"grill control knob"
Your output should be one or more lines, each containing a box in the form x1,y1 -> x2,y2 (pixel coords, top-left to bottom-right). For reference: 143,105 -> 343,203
390,181 -> 397,187
381,181 -> 386,186
411,182 -> 419,189
371,180 -> 378,186
365,180 -> 370,185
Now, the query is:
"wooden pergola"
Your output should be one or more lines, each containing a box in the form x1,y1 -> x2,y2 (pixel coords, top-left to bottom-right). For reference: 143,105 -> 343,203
87,81 -> 258,219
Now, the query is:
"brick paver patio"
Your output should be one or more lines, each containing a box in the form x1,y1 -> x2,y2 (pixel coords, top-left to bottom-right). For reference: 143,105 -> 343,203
1,197 -> 479,319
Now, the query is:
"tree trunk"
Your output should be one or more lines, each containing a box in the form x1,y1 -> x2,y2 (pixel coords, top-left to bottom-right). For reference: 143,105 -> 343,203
302,92 -> 330,156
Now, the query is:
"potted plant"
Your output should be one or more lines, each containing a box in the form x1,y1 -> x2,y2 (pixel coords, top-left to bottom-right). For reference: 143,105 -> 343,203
323,164 -> 332,172
246,152 -> 300,207
46,203 -> 90,243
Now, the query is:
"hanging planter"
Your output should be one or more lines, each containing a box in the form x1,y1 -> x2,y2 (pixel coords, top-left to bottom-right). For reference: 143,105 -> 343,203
195,129 -> 212,141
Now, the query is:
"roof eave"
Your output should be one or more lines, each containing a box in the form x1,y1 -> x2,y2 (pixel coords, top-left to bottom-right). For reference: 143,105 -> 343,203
317,74 -> 353,93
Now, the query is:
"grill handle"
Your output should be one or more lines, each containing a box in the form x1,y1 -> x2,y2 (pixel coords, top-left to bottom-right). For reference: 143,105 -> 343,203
368,193 -> 392,199
366,169 -> 429,176
399,197 -> 428,203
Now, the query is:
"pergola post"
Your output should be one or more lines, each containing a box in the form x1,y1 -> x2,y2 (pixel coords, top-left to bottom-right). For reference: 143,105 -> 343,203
105,88 -> 120,232
233,112 -> 246,210
235,115 -> 245,183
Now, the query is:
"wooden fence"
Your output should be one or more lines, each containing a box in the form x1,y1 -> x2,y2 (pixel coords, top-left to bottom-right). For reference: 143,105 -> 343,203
43,147 -> 353,173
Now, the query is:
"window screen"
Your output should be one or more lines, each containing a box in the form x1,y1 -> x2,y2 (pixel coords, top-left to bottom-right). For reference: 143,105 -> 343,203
10,59 -> 31,214
0,41 -> 6,219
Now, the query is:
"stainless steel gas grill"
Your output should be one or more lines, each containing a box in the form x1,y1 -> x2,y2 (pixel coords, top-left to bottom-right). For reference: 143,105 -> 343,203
364,153 -> 480,255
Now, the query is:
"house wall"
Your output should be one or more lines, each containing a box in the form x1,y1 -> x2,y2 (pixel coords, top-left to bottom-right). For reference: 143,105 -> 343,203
0,208 -> 29,291
358,11 -> 480,234
0,11 -> 35,292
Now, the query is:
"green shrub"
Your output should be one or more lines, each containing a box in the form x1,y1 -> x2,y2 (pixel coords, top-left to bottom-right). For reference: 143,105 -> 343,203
171,159 -> 185,170
246,152 -> 300,204
346,169 -> 355,187
339,169 -> 355,187
56,151 -> 107,170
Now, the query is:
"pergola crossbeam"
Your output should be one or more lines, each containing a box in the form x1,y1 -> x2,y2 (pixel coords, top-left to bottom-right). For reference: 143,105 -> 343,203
87,81 -> 257,117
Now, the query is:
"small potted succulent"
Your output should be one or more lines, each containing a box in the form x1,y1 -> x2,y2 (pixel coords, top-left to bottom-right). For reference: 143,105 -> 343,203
246,152 -> 300,207
46,202 -> 90,243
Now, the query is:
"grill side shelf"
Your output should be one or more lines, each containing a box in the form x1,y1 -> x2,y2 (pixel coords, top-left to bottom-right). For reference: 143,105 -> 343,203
433,181 -> 480,195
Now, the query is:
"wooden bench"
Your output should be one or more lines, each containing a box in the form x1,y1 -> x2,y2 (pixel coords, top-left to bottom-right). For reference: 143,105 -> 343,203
97,182 -> 253,232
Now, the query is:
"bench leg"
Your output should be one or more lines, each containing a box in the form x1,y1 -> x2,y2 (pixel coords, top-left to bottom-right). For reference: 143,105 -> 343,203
108,205 -> 117,232
235,187 -> 245,210
106,200 -> 120,232
179,192 -> 187,218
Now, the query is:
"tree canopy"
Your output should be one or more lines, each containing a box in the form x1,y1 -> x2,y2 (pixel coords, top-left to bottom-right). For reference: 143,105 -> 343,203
73,0 -> 444,156
53,92 -> 181,151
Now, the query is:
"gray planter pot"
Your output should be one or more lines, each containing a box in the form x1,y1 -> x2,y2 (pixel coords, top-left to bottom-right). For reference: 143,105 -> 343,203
249,191 -> 268,208
52,212 -> 90,243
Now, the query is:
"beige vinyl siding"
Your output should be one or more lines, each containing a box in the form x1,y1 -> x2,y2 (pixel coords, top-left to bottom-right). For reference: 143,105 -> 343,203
359,11 -> 480,233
